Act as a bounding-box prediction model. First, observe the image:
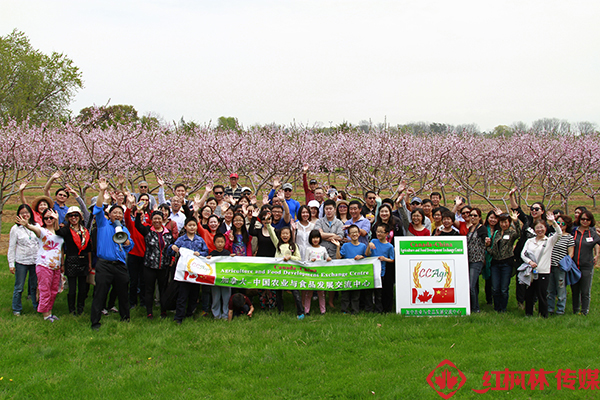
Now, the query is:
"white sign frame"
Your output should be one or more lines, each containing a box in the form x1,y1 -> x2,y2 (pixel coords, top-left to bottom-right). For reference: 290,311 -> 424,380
395,236 -> 470,316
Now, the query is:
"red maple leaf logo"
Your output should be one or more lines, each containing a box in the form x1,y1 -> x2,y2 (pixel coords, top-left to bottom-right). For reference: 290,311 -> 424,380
418,290 -> 432,302
435,370 -> 458,390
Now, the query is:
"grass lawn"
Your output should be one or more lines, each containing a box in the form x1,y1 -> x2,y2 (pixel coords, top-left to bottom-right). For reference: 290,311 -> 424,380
1,254 -> 599,399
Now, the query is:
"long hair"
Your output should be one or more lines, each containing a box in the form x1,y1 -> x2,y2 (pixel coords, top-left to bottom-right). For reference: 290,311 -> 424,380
276,226 -> 296,255
232,213 -> 249,244
16,204 -> 35,226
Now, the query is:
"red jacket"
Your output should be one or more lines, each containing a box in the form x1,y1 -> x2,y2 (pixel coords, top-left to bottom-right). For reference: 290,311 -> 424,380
124,208 -> 147,258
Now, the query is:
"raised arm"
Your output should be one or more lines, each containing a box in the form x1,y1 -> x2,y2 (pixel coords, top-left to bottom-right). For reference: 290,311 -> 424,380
19,181 -> 28,205
96,178 -> 108,208
44,171 -> 61,198
277,190 -> 291,224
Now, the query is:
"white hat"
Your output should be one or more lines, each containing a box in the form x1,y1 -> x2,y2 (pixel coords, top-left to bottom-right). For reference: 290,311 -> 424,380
308,200 -> 320,208
67,206 -> 83,218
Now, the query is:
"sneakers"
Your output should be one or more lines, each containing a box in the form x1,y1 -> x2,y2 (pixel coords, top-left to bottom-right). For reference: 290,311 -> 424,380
101,309 -> 109,315
297,314 -> 305,320
109,306 -> 119,313
13,311 -> 21,316
147,314 -> 153,320
44,315 -> 59,322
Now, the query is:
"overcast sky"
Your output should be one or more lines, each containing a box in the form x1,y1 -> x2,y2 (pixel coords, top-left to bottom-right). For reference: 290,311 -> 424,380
3,0 -> 599,130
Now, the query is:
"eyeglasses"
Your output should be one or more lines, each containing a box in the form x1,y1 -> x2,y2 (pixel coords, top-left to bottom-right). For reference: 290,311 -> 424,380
530,207 -> 542,212
214,192 -> 223,195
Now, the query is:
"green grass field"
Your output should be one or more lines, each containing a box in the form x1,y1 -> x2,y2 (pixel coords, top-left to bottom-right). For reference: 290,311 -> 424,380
1,254 -> 599,400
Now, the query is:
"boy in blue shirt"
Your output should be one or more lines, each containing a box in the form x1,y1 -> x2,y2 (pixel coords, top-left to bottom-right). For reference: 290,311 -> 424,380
333,225 -> 371,315
368,224 -> 395,313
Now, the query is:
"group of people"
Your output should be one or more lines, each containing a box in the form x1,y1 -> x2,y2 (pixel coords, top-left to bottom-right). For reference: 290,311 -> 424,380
7,167 -> 600,329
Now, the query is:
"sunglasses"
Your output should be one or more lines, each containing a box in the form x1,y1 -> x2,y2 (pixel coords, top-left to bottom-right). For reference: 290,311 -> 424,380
214,192 -> 223,195
470,214 -> 479,217
338,205 -> 347,208
530,207 -> 542,212
462,211 -> 471,215
557,221 -> 565,226
43,217 -> 55,221
67,214 -> 79,218
367,197 -> 376,200
284,189 -> 292,192
139,186 -> 148,189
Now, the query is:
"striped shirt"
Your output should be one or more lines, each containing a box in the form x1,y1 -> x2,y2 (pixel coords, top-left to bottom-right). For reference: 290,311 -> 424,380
550,233 -> 575,267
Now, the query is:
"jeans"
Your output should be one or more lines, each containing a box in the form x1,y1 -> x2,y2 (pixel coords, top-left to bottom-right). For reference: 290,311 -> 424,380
491,263 -> 512,312
12,263 -> 38,313
211,286 -> 231,319
547,266 -> 566,314
572,268 -> 594,315
469,262 -> 484,312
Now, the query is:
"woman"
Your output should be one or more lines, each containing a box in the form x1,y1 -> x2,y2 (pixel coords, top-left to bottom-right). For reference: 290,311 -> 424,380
218,207 -> 234,234
572,206 -> 589,234
483,210 -> 500,305
198,205 -> 213,229
466,208 -> 487,313
452,198 -> 472,235
371,203 -> 403,313
509,189 -> 552,309
571,210 -> 600,315
19,181 -> 56,226
400,207 -> 430,236
548,215 -> 575,315
431,207 -> 443,233
135,210 -> 175,319
336,201 -> 350,224
8,204 -> 39,315
308,200 -> 320,224
159,203 -> 179,240
249,208 -> 277,309
295,205 -> 314,260
520,213 -> 561,317
433,211 -> 460,236
55,206 -> 92,315
486,211 -> 520,313
16,208 -> 63,321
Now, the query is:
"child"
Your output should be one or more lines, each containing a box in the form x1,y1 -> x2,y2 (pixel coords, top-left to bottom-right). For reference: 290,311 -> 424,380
368,224 -> 395,313
171,217 -> 209,324
302,230 -> 331,315
332,224 -> 371,315
207,233 -> 232,320
266,224 -> 304,319
228,292 -> 254,321
225,213 -> 252,256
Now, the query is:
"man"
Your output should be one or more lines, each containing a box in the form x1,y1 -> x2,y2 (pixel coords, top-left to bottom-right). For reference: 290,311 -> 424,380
224,173 -> 242,200
344,200 -> 371,246
361,191 -> 377,224
91,178 -> 134,330
157,179 -> 192,209
43,171 -> 70,225
302,164 -> 317,203
271,192 -> 291,229
315,199 -> 344,260
430,191 -> 449,212
314,187 -> 326,218
315,199 -> 345,309
134,180 -> 157,209
212,185 -> 227,217
268,181 -> 300,220
169,196 -> 187,232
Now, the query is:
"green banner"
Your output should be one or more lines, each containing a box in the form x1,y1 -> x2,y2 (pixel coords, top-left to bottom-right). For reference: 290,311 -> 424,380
174,248 -> 382,291
397,240 -> 464,255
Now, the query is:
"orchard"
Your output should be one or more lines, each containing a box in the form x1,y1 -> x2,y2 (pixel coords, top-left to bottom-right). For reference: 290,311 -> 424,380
1,107 -> 599,234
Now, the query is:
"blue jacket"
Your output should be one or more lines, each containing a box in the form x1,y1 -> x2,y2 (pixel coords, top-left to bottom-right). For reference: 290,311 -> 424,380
559,255 -> 581,286
93,205 -> 134,264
